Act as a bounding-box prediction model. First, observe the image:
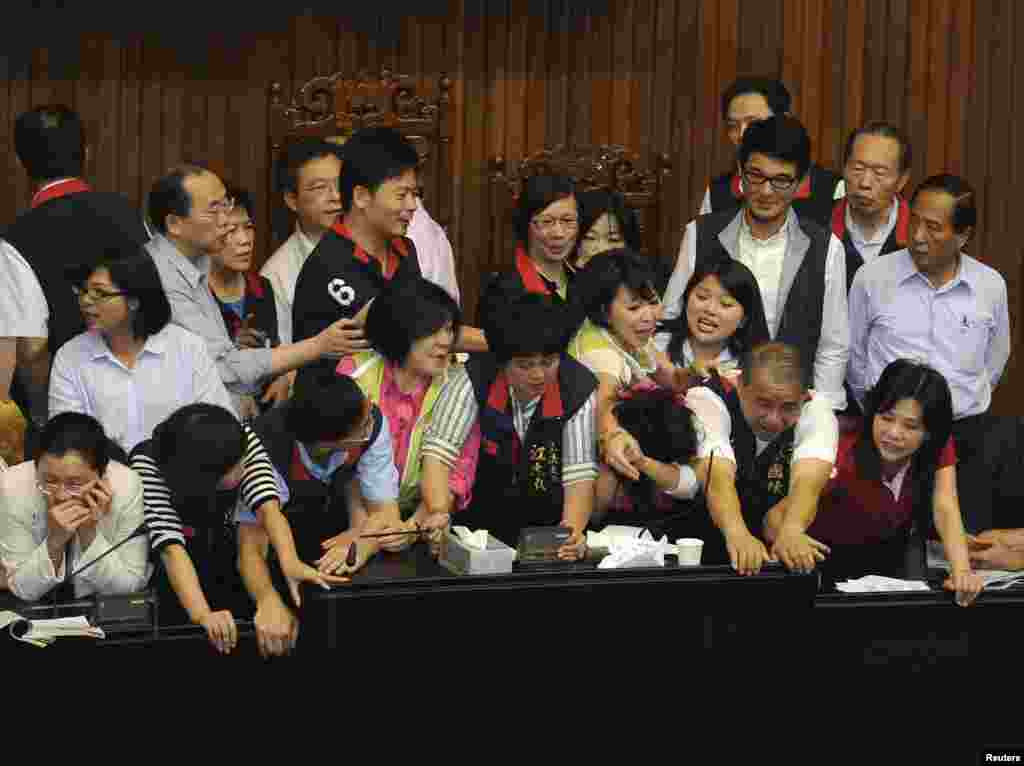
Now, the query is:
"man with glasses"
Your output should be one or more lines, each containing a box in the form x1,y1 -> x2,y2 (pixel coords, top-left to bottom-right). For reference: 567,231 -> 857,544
146,165 -> 363,420
249,366 -> 402,592
659,115 -> 849,412
698,78 -> 843,228
0,106 -> 149,459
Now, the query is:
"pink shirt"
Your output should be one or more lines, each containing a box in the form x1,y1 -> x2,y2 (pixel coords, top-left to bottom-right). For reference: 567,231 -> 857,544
338,357 -> 480,511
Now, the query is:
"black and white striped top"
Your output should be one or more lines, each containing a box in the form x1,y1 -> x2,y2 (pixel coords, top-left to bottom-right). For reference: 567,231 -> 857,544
130,424 -> 281,553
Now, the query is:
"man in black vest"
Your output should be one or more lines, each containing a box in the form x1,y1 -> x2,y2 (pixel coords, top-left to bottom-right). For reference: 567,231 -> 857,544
420,294 -> 598,555
698,77 -> 843,228
703,342 -> 839,574
244,366 -> 403,655
0,106 -> 149,455
831,122 -> 912,292
659,115 -> 849,412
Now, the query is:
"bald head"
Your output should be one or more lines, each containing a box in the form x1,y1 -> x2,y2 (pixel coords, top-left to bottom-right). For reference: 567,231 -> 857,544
741,342 -> 808,390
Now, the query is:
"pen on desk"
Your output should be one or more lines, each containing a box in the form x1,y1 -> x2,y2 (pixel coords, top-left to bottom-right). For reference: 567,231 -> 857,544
358,529 -> 425,539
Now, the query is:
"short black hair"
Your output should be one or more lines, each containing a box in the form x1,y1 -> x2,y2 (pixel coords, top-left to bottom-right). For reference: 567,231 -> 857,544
365,278 -> 461,365
513,174 -> 576,246
39,412 -> 111,475
224,183 -> 256,220
664,258 -> 769,361
574,248 -> 660,329
741,342 -> 809,390
483,293 -> 573,364
911,174 -> 977,235
151,404 -> 246,503
289,365 -> 367,444
855,360 -> 954,531
575,189 -> 643,259
739,114 -> 812,180
15,105 -> 85,181
276,139 -> 344,195
843,121 -> 913,174
338,127 -> 419,212
66,245 -> 171,340
721,78 -> 791,120
614,390 -> 700,509
146,163 -> 209,235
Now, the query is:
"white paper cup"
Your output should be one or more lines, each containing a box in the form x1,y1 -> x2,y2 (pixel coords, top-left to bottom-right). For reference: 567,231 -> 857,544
675,538 -> 704,566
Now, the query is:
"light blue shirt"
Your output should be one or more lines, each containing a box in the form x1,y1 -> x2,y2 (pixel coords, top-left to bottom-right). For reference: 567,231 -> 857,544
48,323 -> 237,453
848,249 -> 1010,419
296,411 -> 399,504
146,234 -> 273,407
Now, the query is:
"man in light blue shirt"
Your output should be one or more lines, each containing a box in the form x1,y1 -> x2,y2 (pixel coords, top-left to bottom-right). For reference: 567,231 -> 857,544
848,174 -> 1010,532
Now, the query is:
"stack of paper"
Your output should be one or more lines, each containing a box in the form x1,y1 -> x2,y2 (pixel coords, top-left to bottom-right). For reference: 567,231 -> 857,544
0,611 -> 105,647
835,576 -> 932,593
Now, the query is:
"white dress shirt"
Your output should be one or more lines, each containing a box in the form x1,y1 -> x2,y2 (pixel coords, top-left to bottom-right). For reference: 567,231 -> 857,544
0,460 -> 152,600
49,324 -> 236,453
0,240 -> 48,337
737,214 -> 788,335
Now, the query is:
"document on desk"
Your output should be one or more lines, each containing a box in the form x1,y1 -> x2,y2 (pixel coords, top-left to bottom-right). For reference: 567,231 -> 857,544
926,540 -> 1024,590
0,611 -> 105,647
835,576 -> 932,593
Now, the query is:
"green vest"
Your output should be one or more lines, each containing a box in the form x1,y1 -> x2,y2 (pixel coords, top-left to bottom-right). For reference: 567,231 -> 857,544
567,318 -> 658,383
348,351 -> 451,518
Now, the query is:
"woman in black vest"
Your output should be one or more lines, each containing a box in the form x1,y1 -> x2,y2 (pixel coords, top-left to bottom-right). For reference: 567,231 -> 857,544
422,293 -> 598,555
207,186 -> 287,412
478,175 -> 584,335
130,404 -> 338,654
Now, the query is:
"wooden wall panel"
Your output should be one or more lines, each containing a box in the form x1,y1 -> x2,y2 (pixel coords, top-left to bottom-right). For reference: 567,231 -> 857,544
2,1 -> 1023,412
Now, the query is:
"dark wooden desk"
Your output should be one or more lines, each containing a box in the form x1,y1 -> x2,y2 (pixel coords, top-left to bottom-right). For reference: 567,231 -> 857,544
303,545 -> 819,665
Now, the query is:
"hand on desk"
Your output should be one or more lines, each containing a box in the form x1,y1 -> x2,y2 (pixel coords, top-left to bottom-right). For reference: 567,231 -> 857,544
198,609 -> 238,655
557,526 -> 587,562
771,527 -> 830,574
967,532 -> 1024,572
317,535 -> 374,577
942,570 -> 983,607
280,558 -> 349,608
254,594 -> 299,658
725,530 -> 771,576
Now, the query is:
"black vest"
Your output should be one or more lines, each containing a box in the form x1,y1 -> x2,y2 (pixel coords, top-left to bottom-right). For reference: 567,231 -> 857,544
708,164 -> 841,230
476,253 -> 583,339
251,401 -> 384,517
694,208 -> 829,389
291,227 -> 421,343
720,385 -> 795,534
837,222 -> 904,294
2,190 -> 149,415
464,353 -> 597,547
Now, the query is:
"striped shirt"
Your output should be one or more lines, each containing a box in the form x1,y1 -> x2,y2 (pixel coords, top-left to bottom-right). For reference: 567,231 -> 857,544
422,366 -> 598,487
130,424 -> 280,553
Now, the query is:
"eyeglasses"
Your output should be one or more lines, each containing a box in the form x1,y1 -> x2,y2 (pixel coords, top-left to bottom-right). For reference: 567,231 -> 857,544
742,169 -> 798,193
199,197 -> 236,221
532,216 -> 579,232
302,181 -> 340,199
335,413 -> 374,448
37,479 -> 90,497
72,285 -> 127,304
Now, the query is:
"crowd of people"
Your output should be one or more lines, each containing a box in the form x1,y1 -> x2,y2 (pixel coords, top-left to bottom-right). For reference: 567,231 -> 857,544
1,75 -> 1020,657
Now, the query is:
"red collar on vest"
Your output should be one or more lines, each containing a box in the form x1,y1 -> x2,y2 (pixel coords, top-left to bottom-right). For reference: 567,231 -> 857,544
31,178 -> 92,209
730,172 -> 812,200
331,221 -> 408,279
514,246 -> 554,296
830,196 -> 910,247
486,370 -> 566,419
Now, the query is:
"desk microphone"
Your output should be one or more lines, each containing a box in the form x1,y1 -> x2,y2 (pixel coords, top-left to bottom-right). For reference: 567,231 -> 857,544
46,523 -> 149,613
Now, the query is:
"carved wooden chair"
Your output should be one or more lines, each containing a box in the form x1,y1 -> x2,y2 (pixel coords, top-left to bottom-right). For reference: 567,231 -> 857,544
488,145 -> 672,275
267,67 -> 454,258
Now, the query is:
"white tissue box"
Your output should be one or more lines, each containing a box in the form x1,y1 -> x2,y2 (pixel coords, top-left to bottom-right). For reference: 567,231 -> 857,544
438,531 -> 516,575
